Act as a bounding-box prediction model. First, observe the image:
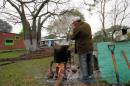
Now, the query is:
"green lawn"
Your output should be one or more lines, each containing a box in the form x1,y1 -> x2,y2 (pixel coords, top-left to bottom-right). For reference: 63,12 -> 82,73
0,57 -> 52,86
0,50 -> 26,59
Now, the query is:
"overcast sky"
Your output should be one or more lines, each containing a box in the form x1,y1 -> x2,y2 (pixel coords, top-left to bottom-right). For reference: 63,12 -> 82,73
1,0 -> 130,36
10,0 -> 101,35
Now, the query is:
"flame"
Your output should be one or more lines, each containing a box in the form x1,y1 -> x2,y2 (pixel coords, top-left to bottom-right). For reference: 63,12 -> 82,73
56,63 -> 65,77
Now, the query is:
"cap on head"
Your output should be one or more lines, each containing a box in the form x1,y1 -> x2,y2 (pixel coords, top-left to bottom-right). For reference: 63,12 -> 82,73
72,16 -> 81,23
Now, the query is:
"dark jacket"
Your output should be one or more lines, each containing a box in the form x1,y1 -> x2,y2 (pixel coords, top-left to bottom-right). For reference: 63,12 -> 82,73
71,21 -> 93,54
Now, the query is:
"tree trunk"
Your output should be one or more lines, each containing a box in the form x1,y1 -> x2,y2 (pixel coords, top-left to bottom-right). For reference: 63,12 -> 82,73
37,28 -> 41,48
22,20 -> 34,51
24,39 -> 38,52
31,30 -> 39,51
31,19 -> 39,51
102,22 -> 108,41
22,19 -> 38,52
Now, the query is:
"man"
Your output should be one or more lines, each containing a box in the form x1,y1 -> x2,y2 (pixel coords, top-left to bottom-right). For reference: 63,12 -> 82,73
70,17 -> 95,84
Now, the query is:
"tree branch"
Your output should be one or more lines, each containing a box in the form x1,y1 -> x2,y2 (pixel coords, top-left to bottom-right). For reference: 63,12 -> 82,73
34,0 -> 50,18
50,0 -> 70,4
6,0 -> 22,16
17,0 -> 36,4
1,11 -> 20,19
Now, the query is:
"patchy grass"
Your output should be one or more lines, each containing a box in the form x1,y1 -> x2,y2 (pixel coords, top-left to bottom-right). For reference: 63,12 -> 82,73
0,57 -> 52,86
0,50 -> 26,59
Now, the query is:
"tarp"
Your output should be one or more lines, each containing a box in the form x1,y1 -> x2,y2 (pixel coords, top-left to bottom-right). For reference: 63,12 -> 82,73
97,41 -> 130,84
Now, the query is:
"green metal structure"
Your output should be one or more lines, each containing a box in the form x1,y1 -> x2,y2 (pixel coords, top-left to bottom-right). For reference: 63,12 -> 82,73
97,41 -> 130,84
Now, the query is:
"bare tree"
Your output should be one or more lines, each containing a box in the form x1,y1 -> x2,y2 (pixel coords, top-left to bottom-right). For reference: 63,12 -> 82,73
47,14 -> 72,37
0,0 -> 71,51
47,9 -> 85,38
110,0 -> 130,40
84,0 -> 110,41
98,0 -> 109,39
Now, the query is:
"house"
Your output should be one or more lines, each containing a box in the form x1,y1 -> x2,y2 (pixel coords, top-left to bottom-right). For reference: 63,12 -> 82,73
114,28 -> 130,41
0,32 -> 25,50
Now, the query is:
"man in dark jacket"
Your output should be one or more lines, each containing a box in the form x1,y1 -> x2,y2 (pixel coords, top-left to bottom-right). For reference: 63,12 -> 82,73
71,17 -> 95,84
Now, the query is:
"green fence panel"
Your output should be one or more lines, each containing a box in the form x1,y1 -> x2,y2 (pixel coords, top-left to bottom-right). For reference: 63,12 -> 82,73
97,41 -> 130,84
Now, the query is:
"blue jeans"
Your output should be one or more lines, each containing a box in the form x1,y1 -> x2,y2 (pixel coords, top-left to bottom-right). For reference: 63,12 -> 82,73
79,52 -> 93,80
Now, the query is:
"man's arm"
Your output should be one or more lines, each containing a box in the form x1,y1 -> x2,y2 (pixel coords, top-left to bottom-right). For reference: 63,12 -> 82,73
71,28 -> 80,40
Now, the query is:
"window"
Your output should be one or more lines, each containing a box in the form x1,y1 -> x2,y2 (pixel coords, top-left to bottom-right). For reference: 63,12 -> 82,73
5,39 -> 14,46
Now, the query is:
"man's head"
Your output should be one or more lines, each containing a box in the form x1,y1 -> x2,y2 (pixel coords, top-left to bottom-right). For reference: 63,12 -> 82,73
72,16 -> 81,28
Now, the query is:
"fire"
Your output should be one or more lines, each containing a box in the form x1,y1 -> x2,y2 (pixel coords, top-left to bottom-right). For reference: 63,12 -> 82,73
55,63 -> 65,78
